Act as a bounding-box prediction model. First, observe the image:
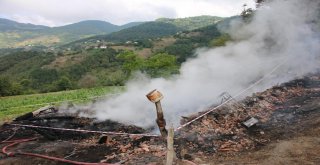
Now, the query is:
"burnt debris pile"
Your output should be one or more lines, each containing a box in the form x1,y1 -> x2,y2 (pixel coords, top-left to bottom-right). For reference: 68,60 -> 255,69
1,74 -> 320,164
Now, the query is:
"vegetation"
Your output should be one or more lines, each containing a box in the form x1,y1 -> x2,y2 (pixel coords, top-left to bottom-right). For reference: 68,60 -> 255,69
0,77 -> 21,96
0,15 -> 235,98
0,15 -> 240,124
116,51 -> 144,76
0,16 -> 225,48
209,34 -> 231,47
0,49 -> 123,95
0,12 -> 251,127
0,18 -> 141,48
156,15 -> 223,31
0,48 -> 180,96
117,51 -> 179,78
241,4 -> 254,21
144,53 -> 179,77
0,86 -> 124,122
103,22 -> 181,42
162,23 -> 226,62
241,0 -> 267,21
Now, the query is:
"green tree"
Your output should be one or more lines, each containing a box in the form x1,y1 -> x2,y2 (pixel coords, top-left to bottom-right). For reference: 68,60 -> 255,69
78,74 -> 98,88
0,77 -> 12,96
0,77 -> 21,96
209,34 -> 231,47
164,42 -> 194,63
241,4 -> 254,21
10,83 -> 22,95
144,53 -> 179,78
56,76 -> 73,91
19,79 -> 34,94
116,51 -> 144,75
30,68 -> 59,86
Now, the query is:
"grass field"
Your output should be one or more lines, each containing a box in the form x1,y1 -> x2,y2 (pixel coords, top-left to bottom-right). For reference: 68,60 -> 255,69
0,86 -> 124,123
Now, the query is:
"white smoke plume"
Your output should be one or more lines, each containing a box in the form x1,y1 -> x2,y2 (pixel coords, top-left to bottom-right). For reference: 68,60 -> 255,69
66,0 -> 320,128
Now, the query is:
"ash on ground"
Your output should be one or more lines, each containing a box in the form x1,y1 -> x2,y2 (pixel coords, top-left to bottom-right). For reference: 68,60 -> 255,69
1,74 -> 320,165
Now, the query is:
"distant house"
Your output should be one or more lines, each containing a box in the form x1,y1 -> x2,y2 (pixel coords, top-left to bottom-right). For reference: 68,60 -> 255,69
100,45 -> 107,49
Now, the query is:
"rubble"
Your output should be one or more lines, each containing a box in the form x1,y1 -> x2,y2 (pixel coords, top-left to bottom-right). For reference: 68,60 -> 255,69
173,74 -> 320,161
1,74 -> 320,164
242,117 -> 259,128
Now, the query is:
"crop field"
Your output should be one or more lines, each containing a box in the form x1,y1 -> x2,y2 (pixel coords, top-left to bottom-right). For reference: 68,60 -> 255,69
0,86 -> 124,123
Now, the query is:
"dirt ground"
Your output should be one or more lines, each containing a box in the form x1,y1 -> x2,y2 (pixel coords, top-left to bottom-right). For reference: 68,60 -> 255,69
0,74 -> 320,165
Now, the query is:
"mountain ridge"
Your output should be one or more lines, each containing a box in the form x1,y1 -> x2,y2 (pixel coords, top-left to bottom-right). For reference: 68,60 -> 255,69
0,15 -> 224,48
0,18 -> 142,48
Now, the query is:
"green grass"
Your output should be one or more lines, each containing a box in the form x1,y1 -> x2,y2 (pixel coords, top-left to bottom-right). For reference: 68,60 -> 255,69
0,86 -> 124,123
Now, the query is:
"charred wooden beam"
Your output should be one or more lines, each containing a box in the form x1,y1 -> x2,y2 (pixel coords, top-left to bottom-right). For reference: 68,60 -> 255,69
14,105 -> 58,121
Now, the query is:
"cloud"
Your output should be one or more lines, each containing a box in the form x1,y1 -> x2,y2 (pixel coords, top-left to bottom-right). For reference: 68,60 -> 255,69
0,0 -> 255,26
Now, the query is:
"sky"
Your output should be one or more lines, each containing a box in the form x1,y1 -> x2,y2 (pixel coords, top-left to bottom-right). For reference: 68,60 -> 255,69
0,0 -> 255,27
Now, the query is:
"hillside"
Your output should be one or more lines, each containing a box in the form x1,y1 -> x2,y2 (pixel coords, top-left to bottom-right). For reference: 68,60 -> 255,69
51,20 -> 119,35
156,15 -> 223,31
0,16 -> 234,96
0,19 -> 141,48
0,16 -> 225,48
69,15 -> 225,45
66,17 -> 234,62
99,22 -> 182,42
0,18 -> 48,32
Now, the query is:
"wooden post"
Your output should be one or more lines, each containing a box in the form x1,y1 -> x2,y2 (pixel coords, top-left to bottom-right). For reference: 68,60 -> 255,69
166,126 -> 175,165
146,89 -> 168,138
155,101 -> 168,138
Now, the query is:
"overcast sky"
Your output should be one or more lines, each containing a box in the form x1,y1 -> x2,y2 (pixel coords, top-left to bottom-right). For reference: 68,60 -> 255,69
0,0 -> 255,27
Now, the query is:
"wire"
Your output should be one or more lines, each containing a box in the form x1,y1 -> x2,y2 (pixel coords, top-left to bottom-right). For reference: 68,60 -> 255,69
175,59 -> 287,131
1,128 -> 18,142
8,123 -> 160,137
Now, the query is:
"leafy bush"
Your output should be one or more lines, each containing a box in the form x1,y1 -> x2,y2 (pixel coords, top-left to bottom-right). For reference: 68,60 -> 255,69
0,77 -> 22,96
55,76 -> 73,91
209,34 -> 231,47
116,50 -> 144,75
144,53 -> 179,78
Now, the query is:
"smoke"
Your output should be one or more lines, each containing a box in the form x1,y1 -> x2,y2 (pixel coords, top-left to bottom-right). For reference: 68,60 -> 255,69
65,0 -> 320,128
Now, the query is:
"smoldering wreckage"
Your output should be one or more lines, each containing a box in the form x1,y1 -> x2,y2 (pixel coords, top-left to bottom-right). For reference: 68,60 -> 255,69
1,73 -> 320,164
1,0 -> 320,164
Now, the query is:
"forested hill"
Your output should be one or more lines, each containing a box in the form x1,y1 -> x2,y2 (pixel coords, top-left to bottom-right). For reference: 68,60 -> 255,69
71,15 -> 224,44
0,18 -> 48,31
0,16 -> 236,97
156,15 -> 223,31
93,22 -> 182,42
0,18 -> 142,48
0,16 -> 223,48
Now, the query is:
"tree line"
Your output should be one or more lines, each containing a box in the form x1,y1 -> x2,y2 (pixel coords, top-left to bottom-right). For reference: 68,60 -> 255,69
0,48 -> 179,97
